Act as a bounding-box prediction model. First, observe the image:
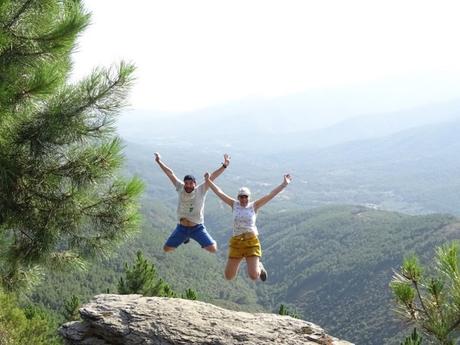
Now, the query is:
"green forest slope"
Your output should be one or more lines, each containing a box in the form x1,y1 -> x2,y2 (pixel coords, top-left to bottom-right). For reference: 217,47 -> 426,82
31,202 -> 459,345
251,205 -> 460,344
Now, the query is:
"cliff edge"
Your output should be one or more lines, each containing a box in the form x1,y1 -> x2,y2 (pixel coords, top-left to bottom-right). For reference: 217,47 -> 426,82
60,294 -> 353,345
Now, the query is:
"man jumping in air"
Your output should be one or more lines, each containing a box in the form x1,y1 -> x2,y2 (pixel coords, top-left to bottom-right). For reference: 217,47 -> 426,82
154,152 -> 230,253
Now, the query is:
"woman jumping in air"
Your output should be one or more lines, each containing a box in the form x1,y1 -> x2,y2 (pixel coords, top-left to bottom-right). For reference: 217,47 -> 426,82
204,173 -> 292,282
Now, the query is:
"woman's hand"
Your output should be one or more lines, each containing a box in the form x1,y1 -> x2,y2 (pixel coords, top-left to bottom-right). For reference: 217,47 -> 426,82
223,154 -> 231,168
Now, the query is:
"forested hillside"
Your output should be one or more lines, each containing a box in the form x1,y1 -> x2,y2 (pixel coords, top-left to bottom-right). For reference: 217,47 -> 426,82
253,205 -> 460,344
30,200 -> 460,344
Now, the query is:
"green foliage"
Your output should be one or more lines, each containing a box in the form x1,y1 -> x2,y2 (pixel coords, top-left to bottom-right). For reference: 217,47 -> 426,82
63,294 -> 80,321
401,255 -> 423,282
117,251 -> 201,300
118,250 -> 177,297
391,280 -> 415,313
0,265 -> 44,295
0,0 -> 143,291
391,241 -> 460,345
0,289 -> 62,345
400,328 -> 422,345
278,304 -> 300,319
182,288 -> 198,301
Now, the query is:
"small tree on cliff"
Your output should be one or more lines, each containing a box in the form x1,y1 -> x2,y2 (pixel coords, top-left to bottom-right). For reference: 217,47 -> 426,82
63,294 -> 81,321
391,241 -> 460,345
0,0 -> 143,291
278,304 -> 300,319
118,251 -> 200,299
118,251 -> 176,297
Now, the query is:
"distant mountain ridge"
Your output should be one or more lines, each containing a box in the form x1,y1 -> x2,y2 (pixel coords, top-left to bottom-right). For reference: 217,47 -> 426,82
283,100 -> 460,149
279,118 -> 460,215
117,98 -> 460,154
293,117 -> 460,164
120,114 -> 460,216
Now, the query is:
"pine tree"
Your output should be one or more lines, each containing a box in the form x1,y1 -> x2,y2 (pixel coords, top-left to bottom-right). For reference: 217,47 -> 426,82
278,304 -> 300,319
118,250 -> 157,295
0,0 -> 143,291
182,288 -> 198,300
278,304 -> 289,315
391,241 -> 460,345
118,251 -> 176,297
63,294 -> 80,321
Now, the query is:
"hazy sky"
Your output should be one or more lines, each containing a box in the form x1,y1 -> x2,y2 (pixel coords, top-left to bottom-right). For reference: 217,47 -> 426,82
72,0 -> 460,113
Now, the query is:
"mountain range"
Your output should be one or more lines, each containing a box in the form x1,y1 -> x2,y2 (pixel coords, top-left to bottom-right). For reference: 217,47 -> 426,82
31,96 -> 460,345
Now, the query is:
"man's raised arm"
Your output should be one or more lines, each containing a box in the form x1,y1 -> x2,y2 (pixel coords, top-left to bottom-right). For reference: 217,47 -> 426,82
209,153 -> 231,181
154,152 -> 181,187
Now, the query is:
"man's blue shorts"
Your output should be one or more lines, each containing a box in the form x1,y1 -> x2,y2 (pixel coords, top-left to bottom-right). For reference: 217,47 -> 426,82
165,223 -> 215,248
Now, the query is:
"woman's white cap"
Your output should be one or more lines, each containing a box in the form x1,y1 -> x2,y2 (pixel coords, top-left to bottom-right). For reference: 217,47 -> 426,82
237,187 -> 251,197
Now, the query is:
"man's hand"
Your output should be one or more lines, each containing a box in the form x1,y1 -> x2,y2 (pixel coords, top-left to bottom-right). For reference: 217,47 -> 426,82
223,153 -> 231,167
283,174 -> 292,186
154,152 -> 161,163
204,172 -> 210,181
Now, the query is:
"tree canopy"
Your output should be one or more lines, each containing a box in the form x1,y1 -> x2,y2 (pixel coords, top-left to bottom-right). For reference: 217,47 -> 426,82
0,0 -> 143,291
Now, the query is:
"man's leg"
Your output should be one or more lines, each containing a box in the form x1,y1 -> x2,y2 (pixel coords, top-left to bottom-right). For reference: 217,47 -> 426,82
191,224 -> 217,253
163,245 -> 175,252
204,243 -> 217,253
164,225 -> 187,253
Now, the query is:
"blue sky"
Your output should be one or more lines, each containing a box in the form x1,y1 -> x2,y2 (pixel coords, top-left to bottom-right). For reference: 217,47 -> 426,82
72,0 -> 460,114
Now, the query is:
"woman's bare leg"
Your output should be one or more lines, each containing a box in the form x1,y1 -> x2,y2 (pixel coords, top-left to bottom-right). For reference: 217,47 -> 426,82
225,258 -> 243,280
246,256 -> 261,281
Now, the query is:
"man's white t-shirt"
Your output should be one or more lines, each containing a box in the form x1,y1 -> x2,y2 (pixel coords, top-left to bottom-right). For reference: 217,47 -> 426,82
175,181 -> 208,224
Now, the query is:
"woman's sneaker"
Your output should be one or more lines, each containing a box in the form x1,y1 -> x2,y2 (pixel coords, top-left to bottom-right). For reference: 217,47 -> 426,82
259,262 -> 267,282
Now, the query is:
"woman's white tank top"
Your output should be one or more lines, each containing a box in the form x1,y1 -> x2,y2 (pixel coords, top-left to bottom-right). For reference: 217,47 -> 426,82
232,201 -> 258,236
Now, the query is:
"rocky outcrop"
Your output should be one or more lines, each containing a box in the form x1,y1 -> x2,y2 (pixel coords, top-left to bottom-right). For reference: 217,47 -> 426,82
60,294 -> 353,345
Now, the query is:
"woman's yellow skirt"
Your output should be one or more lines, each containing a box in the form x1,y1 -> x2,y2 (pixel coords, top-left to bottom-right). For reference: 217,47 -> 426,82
228,232 -> 262,258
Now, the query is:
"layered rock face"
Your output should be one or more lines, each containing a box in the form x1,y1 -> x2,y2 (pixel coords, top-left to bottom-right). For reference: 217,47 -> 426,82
60,294 -> 353,345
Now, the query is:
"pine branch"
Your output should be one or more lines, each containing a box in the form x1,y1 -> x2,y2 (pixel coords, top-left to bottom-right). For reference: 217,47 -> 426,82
14,228 -> 34,242
75,63 -> 134,116
3,0 -> 35,30
17,63 -> 134,151
447,317 -> 460,334
413,281 -> 430,317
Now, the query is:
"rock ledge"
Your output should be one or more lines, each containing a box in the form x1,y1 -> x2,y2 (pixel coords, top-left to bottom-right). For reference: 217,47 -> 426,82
60,294 -> 353,345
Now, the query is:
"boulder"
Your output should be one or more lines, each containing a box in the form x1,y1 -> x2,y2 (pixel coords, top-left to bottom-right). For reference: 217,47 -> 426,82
60,294 -> 353,345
